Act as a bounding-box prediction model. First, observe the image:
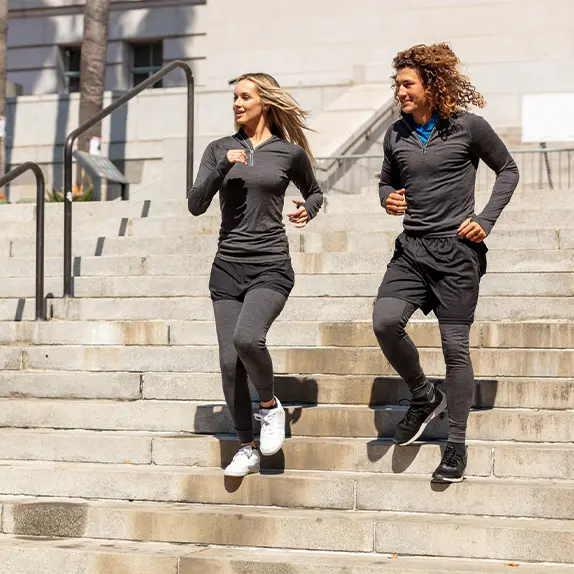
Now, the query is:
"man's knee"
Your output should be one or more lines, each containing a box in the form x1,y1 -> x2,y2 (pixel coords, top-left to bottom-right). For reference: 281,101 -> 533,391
373,299 -> 408,342
440,324 -> 471,366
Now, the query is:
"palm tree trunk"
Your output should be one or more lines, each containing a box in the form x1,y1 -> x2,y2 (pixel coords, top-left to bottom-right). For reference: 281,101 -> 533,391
77,0 -> 110,188
0,0 -> 9,180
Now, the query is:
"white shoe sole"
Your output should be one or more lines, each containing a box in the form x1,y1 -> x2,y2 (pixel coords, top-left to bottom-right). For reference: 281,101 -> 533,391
260,436 -> 285,457
431,474 -> 465,484
223,466 -> 260,478
396,390 -> 447,447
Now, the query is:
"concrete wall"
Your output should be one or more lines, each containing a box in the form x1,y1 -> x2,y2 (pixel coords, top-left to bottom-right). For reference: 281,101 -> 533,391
201,0 -> 574,126
4,0 -> 574,200
7,0 -> 574,123
4,83 -> 347,201
7,0 -> 208,95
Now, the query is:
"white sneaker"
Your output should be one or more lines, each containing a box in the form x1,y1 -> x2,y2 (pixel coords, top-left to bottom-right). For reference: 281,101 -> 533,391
223,445 -> 261,477
254,396 -> 286,456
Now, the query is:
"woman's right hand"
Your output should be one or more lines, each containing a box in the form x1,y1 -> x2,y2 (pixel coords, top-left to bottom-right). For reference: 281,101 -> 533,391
227,149 -> 248,165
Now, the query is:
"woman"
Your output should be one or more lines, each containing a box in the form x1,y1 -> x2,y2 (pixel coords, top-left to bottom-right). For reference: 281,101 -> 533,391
188,73 -> 323,477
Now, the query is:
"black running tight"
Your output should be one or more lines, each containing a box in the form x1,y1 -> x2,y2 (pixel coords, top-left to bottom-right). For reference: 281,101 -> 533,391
373,297 -> 474,444
213,288 -> 287,444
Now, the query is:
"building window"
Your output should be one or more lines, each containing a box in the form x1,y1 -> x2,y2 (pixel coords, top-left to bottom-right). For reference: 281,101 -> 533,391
62,46 -> 81,93
131,42 -> 163,88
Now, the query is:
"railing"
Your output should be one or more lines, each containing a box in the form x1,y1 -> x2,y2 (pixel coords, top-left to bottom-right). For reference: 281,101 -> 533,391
63,60 -> 194,297
314,102 -> 397,193
0,162 -> 46,320
316,148 -> 574,195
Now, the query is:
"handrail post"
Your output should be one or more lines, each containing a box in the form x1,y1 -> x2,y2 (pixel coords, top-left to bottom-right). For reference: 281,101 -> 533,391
187,69 -> 194,195
0,162 -> 46,321
34,165 -> 46,321
62,60 -> 194,298
63,136 -> 74,297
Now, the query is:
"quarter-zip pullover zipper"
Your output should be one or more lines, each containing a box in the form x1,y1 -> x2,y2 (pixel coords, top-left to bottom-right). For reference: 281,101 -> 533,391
401,116 -> 440,154
235,134 -> 278,166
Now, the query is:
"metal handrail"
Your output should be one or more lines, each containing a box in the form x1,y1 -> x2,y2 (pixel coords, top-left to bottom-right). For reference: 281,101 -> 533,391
315,147 -> 574,161
0,162 -> 46,321
63,60 -> 194,297
315,146 -> 574,194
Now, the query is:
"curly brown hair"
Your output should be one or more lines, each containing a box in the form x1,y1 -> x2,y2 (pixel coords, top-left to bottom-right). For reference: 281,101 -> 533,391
392,43 -> 485,118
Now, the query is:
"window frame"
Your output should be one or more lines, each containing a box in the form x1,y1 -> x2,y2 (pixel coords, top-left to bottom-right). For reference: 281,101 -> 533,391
60,44 -> 82,94
130,41 -> 164,88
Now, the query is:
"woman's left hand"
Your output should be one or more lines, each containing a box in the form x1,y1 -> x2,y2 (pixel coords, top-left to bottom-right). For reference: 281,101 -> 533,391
457,218 -> 487,242
288,199 -> 309,228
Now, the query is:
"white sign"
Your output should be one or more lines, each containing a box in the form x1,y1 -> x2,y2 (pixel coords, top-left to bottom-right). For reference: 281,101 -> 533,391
522,94 -> 574,143
89,136 -> 102,155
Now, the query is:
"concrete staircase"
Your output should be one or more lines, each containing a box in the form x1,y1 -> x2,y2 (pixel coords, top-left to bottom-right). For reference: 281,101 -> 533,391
0,187 -> 573,573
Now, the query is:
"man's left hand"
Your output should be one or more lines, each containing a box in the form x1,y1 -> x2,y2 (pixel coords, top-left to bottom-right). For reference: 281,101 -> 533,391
457,218 -> 487,242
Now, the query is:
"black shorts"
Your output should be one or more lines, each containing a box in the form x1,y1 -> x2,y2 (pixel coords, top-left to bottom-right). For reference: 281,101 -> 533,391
209,256 -> 295,302
377,233 -> 488,325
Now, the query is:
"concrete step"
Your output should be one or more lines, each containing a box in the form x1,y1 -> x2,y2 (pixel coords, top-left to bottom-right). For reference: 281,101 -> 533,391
0,298 -> 37,320
316,320 -> 574,349
0,428 -> 572,480
79,250 -> 574,276
65,273 -> 574,298
48,296 -> 372,321
0,370 -> 142,399
0,321 -> 170,346
6,343 -> 574,378
129,210 -> 574,236
10,271 -> 572,299
6,319 -> 571,349
7,267 -> 574,300
4,498 -> 574,562
7,227 -> 565,260
301,229 -> 563,252
1,461 -> 573,520
323,192 -> 574,214
4,249 -> 574,284
1,399 -> 572,442
13,227 -> 557,256
156,434 -> 574,481
0,199 -> 175,223
0,429 -> 155,464
2,366 -> 571,410
0,217 -> 130,239
0,535 -> 202,574
6,538 -> 569,574
181,547 -> 574,574
145,372 -> 574,410
45,295 -> 574,322
9,234 -> 306,258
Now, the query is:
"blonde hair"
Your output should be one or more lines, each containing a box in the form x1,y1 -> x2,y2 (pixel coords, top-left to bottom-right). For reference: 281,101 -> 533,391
233,72 -> 315,162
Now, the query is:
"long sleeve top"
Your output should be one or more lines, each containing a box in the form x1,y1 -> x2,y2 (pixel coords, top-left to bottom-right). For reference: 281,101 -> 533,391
188,130 -> 323,262
379,111 -> 519,236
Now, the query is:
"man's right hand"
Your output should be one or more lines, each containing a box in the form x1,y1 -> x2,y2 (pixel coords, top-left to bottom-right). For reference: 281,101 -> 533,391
227,149 -> 248,165
385,188 -> 407,216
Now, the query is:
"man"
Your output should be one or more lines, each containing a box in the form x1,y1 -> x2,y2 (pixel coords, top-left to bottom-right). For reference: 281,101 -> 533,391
373,43 -> 519,482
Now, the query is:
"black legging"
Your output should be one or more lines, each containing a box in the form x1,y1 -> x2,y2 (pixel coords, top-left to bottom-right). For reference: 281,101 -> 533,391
373,297 -> 474,444
213,288 -> 287,444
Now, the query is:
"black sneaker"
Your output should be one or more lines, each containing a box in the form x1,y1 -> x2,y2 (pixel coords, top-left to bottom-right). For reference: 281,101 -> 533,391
432,442 -> 467,483
393,388 -> 446,446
